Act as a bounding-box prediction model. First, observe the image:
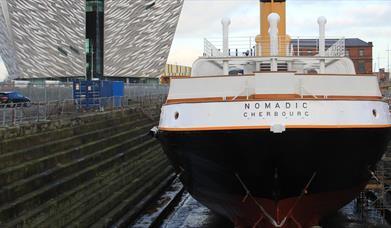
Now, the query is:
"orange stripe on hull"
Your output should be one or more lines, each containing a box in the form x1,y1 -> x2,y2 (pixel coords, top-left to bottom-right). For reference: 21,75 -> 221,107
165,95 -> 383,105
159,124 -> 391,132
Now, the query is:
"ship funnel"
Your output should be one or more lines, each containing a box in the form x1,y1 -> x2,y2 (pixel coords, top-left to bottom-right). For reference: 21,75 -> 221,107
268,13 -> 280,56
221,17 -> 231,56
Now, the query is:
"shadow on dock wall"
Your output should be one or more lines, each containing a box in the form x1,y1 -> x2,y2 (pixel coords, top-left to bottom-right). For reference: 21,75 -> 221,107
0,108 -> 172,227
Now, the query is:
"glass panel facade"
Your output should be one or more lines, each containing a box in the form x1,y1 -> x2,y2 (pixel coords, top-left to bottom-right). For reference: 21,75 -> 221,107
86,0 -> 104,80
86,1 -> 104,12
58,47 -> 68,56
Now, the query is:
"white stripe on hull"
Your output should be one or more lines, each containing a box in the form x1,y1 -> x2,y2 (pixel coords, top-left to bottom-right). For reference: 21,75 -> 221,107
159,100 -> 391,130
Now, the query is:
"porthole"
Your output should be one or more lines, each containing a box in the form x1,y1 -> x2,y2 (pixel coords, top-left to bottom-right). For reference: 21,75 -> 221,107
372,109 -> 378,118
174,112 -> 179,120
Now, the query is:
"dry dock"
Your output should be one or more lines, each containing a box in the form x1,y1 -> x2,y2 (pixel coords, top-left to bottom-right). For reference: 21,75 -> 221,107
0,103 -> 391,227
132,179 -> 391,228
0,102 -> 172,227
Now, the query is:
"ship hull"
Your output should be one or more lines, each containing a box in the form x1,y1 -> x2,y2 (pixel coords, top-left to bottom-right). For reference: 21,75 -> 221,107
158,128 -> 391,227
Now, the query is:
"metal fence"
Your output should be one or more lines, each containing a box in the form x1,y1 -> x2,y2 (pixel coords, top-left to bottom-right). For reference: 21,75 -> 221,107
124,83 -> 169,100
0,95 -> 167,127
204,36 -> 346,57
0,82 -> 73,102
0,82 -> 169,102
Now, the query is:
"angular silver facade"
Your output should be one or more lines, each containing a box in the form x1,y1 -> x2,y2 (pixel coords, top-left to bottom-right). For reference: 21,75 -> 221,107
0,0 -> 183,80
104,0 -> 183,78
0,0 -> 85,79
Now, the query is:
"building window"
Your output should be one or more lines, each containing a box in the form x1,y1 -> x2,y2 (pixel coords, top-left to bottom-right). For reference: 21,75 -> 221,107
57,47 -> 68,56
358,61 -> 366,73
359,49 -> 365,57
345,50 -> 350,57
69,46 -> 80,55
145,1 -> 155,10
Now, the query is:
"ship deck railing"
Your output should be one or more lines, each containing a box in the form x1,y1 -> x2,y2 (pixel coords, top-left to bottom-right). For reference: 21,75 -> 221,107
204,35 -> 346,58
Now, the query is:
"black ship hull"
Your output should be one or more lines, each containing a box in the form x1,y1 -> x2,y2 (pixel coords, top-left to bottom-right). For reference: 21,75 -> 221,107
157,127 -> 391,227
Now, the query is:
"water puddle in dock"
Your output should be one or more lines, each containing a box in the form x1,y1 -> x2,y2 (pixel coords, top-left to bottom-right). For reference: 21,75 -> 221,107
161,196 -> 390,228
133,183 -> 390,228
321,200 -> 390,228
131,179 -> 184,228
160,194 -> 232,228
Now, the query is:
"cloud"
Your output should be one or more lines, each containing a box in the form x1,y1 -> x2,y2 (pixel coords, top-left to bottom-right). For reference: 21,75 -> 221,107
286,1 -> 391,69
169,0 -> 391,69
168,0 -> 259,65
176,0 -> 258,37
167,35 -> 204,66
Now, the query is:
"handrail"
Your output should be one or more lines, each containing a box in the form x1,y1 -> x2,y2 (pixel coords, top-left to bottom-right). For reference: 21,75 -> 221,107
204,38 -> 224,57
325,38 -> 345,57
204,36 -> 346,57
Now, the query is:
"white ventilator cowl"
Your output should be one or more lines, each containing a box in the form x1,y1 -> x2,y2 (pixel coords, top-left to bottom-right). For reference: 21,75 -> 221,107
268,13 -> 280,56
221,17 -> 231,57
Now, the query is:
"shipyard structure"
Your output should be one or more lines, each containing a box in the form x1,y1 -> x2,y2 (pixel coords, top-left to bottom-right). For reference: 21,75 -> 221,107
0,0 -> 183,81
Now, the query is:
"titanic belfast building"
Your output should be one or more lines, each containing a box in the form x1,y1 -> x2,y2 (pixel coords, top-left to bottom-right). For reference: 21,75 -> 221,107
0,0 -> 183,80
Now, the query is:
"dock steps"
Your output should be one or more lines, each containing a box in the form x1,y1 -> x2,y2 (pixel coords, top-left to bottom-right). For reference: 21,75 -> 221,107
0,109 -> 172,227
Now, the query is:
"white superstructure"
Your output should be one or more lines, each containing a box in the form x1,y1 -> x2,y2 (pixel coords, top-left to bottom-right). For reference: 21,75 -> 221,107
156,11 -> 391,228
167,73 -> 381,100
158,15 -> 391,133
160,73 -> 390,133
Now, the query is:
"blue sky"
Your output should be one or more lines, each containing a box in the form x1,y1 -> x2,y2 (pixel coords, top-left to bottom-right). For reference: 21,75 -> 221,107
167,0 -> 391,69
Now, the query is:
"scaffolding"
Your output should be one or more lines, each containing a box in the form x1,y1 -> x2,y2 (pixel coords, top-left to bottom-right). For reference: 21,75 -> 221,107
360,154 -> 391,225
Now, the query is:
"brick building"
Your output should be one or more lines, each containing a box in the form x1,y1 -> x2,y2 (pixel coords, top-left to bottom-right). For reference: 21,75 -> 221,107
345,39 -> 373,74
291,38 -> 373,74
